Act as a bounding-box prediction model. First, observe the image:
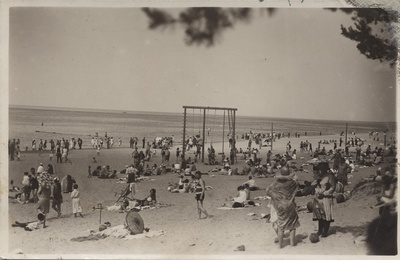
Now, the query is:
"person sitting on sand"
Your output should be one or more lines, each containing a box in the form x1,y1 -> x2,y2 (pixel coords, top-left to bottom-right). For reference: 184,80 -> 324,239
244,183 -> 251,200
143,165 -> 153,176
108,170 -> 117,179
136,189 -> 158,207
91,166 -> 101,177
232,185 -> 247,205
169,175 -> 189,193
243,176 -> 258,191
99,166 -> 108,178
373,172 -> 397,209
242,163 -> 251,175
292,149 -> 297,160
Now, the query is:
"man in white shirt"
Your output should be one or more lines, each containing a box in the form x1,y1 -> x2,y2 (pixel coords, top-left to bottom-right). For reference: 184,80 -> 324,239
37,163 -> 44,174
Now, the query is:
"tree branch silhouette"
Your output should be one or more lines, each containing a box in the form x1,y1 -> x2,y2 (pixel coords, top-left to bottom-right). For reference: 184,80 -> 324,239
142,7 -> 397,67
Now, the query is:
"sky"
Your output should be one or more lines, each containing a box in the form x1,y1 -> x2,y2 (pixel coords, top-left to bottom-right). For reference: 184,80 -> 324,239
8,7 -> 397,122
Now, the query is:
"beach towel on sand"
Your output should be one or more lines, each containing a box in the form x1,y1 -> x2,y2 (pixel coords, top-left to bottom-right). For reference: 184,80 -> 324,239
71,225 -> 164,241
266,179 -> 300,231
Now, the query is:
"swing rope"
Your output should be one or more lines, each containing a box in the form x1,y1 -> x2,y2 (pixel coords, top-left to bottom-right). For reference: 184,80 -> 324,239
192,109 -> 195,136
209,110 -> 217,147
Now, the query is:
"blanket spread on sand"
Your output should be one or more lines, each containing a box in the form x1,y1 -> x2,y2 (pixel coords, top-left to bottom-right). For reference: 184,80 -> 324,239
71,225 -> 164,242
266,179 -> 300,231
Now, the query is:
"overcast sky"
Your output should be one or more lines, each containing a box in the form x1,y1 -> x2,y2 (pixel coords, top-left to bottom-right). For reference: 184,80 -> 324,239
9,7 -> 396,122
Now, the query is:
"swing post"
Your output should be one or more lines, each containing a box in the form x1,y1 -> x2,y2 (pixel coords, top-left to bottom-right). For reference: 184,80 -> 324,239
202,109 -> 206,163
222,111 -> 225,155
232,109 -> 236,153
182,107 -> 187,161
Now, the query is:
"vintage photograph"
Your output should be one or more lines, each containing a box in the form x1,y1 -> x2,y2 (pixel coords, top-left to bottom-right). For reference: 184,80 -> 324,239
3,0 -> 398,258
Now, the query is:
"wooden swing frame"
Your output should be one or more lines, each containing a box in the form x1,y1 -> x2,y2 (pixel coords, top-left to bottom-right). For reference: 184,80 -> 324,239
182,106 -> 237,163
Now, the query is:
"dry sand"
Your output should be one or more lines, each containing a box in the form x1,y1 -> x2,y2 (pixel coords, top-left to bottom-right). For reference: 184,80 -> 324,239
6,133 -> 392,257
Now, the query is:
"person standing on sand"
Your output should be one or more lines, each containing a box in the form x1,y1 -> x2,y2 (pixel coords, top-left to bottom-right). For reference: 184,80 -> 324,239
37,163 -> 44,174
77,138 -> 82,149
336,157 -> 351,189
37,171 -> 54,228
194,171 -> 209,219
266,167 -> 300,248
312,167 -> 336,238
176,148 -> 180,161
51,177 -> 63,218
10,139 -> 15,161
71,184 -> 84,217
56,145 -> 62,163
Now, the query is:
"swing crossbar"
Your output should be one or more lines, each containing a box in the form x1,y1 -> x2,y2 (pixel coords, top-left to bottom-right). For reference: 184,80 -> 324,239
183,106 -> 237,111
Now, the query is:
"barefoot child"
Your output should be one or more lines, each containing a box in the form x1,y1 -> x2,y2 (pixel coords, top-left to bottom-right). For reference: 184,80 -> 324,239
71,184 -> 83,217
88,166 -> 92,178
49,151 -> 53,161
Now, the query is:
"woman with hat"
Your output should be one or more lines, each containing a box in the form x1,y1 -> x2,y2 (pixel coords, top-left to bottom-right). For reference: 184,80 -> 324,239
312,166 -> 336,238
266,167 -> 300,248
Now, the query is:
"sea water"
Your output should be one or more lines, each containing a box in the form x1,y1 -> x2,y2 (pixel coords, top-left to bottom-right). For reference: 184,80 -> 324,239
8,107 -> 394,150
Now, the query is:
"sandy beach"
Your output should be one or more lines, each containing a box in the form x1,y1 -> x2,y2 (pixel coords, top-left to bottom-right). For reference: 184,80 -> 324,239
6,131 -> 395,258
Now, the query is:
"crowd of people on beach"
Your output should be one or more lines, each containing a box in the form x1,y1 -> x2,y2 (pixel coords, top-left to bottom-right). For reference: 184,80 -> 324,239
8,127 -> 397,254
10,161 -> 84,229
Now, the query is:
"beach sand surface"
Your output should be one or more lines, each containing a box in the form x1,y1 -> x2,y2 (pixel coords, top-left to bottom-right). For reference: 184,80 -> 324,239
7,132 -> 393,257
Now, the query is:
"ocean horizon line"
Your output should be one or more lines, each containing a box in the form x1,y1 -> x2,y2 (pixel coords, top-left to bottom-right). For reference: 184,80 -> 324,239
9,104 -> 395,126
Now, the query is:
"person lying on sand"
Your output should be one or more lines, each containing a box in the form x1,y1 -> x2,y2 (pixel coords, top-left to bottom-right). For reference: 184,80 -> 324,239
12,213 -> 46,231
122,189 -> 158,209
